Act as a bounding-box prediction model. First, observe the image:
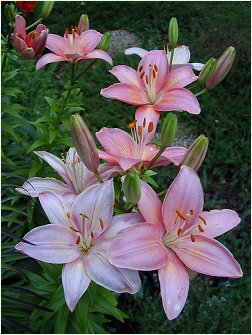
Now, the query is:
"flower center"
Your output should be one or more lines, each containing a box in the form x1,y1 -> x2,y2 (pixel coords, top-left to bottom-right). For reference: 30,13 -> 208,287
128,119 -> 153,159
138,63 -> 159,104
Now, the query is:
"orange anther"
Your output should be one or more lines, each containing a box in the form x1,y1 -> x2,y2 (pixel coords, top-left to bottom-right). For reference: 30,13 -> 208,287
199,215 -> 207,225
129,120 -> 137,129
143,118 -> 146,128
139,66 -> 143,72
99,218 -> 104,230
152,69 -> 156,78
138,126 -> 143,137
145,75 -> 149,84
154,64 -> 158,72
140,71 -> 145,79
70,226 -> 80,233
198,225 -> 204,232
190,209 -> 194,215
148,121 -> 153,133
190,234 -> 196,242
91,231 -> 94,239
177,228 -> 182,236
66,212 -> 71,219
76,236 -> 81,244
176,209 -> 187,220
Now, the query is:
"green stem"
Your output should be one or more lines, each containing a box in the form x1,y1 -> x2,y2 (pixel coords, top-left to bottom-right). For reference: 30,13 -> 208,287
143,146 -> 166,173
157,190 -> 167,197
187,82 -> 199,91
75,59 -> 97,81
94,170 -> 104,184
115,198 -> 126,213
1,27 -> 13,76
169,47 -> 174,72
195,88 -> 208,97
64,62 -> 76,105
26,18 -> 43,31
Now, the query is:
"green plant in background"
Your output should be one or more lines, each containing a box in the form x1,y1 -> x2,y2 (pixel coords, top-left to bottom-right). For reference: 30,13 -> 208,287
1,1 -> 250,334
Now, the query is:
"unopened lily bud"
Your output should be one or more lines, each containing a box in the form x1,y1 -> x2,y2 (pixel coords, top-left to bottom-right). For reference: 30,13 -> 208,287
206,46 -> 236,90
122,172 -> 141,204
168,17 -> 178,47
5,3 -> 16,22
180,135 -> 209,172
98,32 -> 111,52
198,57 -> 217,86
41,1 -> 54,18
78,14 -> 89,33
70,114 -> 99,172
160,113 -> 177,147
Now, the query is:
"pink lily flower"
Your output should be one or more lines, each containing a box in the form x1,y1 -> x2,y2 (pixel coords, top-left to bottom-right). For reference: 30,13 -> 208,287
36,26 -> 112,70
96,114 -> 187,172
101,50 -> 200,126
15,181 -> 142,311
125,45 -> 204,71
13,15 -> 48,60
16,147 -> 122,203
108,166 -> 243,320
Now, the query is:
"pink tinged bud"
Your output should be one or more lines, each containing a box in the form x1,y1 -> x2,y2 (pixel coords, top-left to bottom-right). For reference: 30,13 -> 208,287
206,46 -> 236,90
41,1 -> 54,18
198,57 -> 217,86
122,172 -> 141,204
180,134 -> 209,172
70,114 -> 99,172
78,14 -> 89,33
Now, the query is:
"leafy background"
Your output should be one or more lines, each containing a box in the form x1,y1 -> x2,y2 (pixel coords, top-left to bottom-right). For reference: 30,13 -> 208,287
1,1 -> 251,333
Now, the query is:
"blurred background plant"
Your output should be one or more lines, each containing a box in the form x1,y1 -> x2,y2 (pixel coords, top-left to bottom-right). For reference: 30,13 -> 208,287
1,1 -> 250,333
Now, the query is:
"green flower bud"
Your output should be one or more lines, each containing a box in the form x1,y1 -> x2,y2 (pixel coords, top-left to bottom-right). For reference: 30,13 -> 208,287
198,57 -> 217,86
160,113 -> 177,147
168,17 -> 178,47
78,14 -> 89,33
99,32 -> 112,52
5,3 -> 16,22
122,172 -> 141,204
180,135 -> 209,172
70,114 -> 99,172
41,1 -> 54,18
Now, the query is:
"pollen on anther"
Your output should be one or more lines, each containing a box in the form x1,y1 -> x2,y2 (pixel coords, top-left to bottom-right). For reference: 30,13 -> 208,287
91,231 -> 94,239
70,226 -> 80,233
76,236 -> 81,244
152,70 -> 156,78
129,120 -> 137,129
199,215 -> 207,225
198,225 -> 204,232
66,212 -> 71,219
176,209 -> 187,220
140,72 -> 145,79
177,228 -> 182,236
143,118 -> 146,128
145,75 -> 149,84
154,64 -> 158,72
148,121 -> 153,133
139,66 -> 143,72
138,126 -> 143,137
99,218 -> 104,230
190,234 -> 196,242
190,209 -> 194,215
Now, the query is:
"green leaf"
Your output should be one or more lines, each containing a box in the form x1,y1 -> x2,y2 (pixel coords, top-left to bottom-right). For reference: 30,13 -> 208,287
2,87 -> 22,98
2,69 -> 20,82
54,306 -> 70,334
48,129 -> 57,144
28,163 -> 42,178
27,140 -> 47,154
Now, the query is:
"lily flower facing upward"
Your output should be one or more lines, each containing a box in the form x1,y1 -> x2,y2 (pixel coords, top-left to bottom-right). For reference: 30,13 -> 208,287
101,50 -> 200,125
16,147 -> 121,203
13,15 -> 48,60
15,181 -> 141,311
125,45 -> 204,71
36,25 -> 112,70
96,116 -> 186,172
108,166 -> 242,320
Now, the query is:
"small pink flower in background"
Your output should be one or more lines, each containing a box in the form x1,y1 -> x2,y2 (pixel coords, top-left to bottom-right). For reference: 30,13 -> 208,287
15,181 -> 142,311
108,166 -> 242,320
36,25 -> 112,70
125,45 -> 204,71
96,111 -> 186,171
13,15 -> 48,60
101,50 -> 200,125
16,147 -> 122,203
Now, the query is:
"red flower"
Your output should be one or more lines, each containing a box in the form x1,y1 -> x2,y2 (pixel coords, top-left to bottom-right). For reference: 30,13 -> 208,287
16,1 -> 38,13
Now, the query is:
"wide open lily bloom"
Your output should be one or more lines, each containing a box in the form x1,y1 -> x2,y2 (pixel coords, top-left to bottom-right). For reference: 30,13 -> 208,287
36,26 -> 112,70
101,50 -> 200,125
109,166 -> 243,320
13,15 -> 48,60
125,45 -> 204,71
15,181 -> 141,311
96,113 -> 186,172
16,147 -> 121,203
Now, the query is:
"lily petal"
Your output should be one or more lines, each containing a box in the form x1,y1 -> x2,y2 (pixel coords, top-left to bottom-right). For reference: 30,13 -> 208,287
71,180 -> 114,238
125,47 -> 149,58
158,250 -> 189,320
116,157 -> 142,171
135,105 -> 160,143
46,33 -> 67,55
62,258 -> 91,312
108,223 -> 169,271
78,30 -> 103,54
172,234 -> 243,278
138,181 -> 164,232
162,166 -> 204,233
167,45 -> 190,64
14,15 -> 26,49
15,224 -> 80,263
165,66 -> 198,91
79,49 -> 112,66
152,146 -> 187,168
154,88 -> 201,115
192,209 -> 241,238
98,149 -> 119,165
96,127 -> 135,159
101,83 -> 148,105
16,177 -> 71,197
110,65 -> 139,86
190,62 -> 204,71
36,53 -> 68,70
86,250 -> 141,293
